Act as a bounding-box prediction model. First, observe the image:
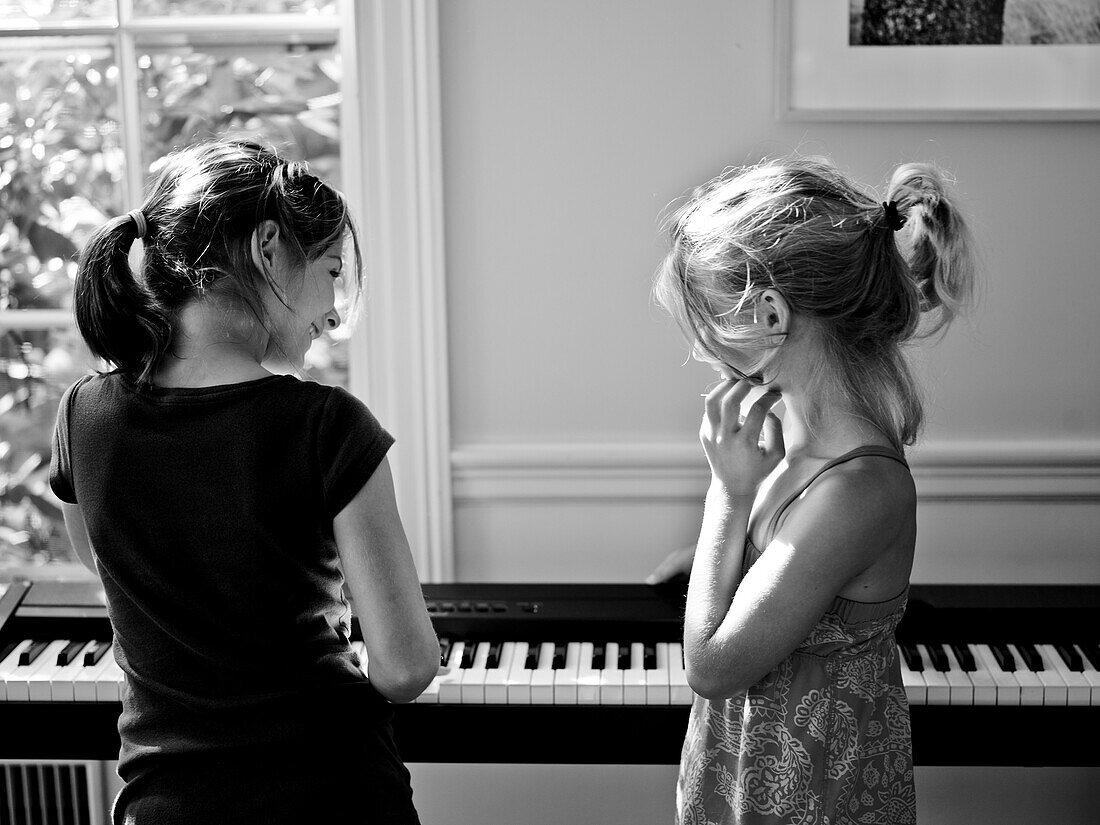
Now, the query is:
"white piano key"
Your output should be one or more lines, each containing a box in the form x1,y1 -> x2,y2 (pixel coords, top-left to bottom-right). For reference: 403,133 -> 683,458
1073,646 -> 1100,706
897,646 -> 926,705
415,650 -> 445,704
645,643 -> 671,705
73,646 -> 117,703
1039,645 -> 1090,706
460,642 -> 491,704
27,639 -> 80,702
576,642 -> 601,705
956,643 -> 998,706
553,643 -> 581,705
505,641 -> 532,705
530,642 -> 556,704
1025,645 -> 1068,706
484,641 -> 516,704
436,641 -> 466,704
50,641 -> 100,702
623,642 -> 647,705
0,640 -> 35,701
1007,645 -> 1045,706
973,644 -> 1021,706
6,640 -> 70,702
916,645 -> 950,705
96,653 -> 125,702
941,646 -> 974,706
415,675 -> 441,703
668,643 -> 692,705
599,642 -> 624,705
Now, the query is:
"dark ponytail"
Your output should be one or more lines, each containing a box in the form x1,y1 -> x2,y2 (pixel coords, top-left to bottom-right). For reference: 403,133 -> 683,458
72,139 -> 363,386
74,212 -> 174,385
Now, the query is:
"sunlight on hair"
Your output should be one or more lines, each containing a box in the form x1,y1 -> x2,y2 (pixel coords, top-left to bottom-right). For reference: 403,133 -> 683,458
168,166 -> 213,211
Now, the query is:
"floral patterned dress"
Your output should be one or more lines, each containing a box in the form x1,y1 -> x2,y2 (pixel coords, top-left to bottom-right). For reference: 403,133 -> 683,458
675,447 -> 916,825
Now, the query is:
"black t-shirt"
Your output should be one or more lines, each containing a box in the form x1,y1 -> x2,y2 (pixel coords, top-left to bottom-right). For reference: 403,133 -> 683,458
50,372 -> 397,778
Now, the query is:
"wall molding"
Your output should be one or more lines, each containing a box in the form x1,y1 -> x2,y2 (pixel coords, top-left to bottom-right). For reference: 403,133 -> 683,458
451,439 -> 1100,504
349,0 -> 453,581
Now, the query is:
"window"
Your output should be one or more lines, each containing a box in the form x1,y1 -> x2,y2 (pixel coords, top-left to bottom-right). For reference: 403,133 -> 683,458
0,0 -> 360,578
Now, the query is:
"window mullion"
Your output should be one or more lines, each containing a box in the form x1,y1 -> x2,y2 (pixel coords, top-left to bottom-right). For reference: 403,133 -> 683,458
117,0 -> 144,208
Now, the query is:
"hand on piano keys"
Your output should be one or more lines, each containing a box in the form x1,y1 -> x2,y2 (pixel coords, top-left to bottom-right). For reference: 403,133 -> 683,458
897,641 -> 1100,707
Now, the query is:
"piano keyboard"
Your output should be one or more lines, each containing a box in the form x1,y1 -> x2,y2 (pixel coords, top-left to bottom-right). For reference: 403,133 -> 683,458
5,635 -> 1098,708
2,580 -> 1099,766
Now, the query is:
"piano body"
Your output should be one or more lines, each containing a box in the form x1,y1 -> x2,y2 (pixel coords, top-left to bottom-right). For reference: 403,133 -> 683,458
1,578 -> 1098,766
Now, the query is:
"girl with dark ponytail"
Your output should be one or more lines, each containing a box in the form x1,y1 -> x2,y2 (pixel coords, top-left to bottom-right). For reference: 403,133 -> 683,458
50,140 -> 439,824
650,155 -> 976,825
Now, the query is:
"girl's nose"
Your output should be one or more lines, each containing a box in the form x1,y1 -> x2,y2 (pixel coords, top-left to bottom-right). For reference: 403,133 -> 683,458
323,309 -> 341,331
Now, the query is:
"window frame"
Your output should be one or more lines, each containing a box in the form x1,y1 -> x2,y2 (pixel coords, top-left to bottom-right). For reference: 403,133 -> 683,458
0,0 -> 453,582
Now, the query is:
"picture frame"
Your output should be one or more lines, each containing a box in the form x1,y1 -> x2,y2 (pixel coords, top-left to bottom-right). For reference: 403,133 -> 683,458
775,0 -> 1100,121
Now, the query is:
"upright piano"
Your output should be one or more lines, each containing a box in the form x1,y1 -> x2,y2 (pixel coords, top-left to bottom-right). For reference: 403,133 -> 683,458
1,579 -> 1097,766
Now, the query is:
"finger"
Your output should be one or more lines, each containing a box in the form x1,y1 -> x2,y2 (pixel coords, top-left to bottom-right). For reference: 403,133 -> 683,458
702,378 -> 733,424
740,391 -> 782,437
718,381 -> 753,431
645,546 -> 693,585
762,411 -> 785,458
707,379 -> 753,429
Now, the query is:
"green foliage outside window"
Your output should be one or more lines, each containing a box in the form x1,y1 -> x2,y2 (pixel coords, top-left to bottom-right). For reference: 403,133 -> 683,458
1,9 -> 346,575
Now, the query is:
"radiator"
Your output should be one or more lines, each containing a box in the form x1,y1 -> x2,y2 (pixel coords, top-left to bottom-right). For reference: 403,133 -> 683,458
0,762 -> 106,825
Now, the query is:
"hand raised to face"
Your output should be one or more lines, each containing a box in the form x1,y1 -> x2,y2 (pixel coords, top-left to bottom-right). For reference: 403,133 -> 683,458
699,378 -> 784,497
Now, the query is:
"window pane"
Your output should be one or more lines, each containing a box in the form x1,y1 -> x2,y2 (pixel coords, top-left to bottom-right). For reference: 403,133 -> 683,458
137,34 -> 342,184
0,326 -> 99,573
0,0 -> 117,29
0,38 -> 125,312
134,0 -> 335,15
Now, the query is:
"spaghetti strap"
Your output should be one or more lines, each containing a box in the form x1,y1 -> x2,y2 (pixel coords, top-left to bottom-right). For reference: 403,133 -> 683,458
764,445 -> 909,547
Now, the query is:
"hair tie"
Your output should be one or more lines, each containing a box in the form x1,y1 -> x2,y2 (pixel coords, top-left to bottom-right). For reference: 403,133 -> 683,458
882,201 -> 906,232
127,209 -> 147,239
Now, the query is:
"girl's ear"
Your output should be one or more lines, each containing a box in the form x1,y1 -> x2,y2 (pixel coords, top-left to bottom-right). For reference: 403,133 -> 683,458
757,288 -> 790,337
250,220 -> 281,272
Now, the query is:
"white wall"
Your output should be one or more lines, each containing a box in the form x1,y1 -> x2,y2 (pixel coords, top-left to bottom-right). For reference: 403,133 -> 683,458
430,2 -> 1100,823
438,0 -> 1100,585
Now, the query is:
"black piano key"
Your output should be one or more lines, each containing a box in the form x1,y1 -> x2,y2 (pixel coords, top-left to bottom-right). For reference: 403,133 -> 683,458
1078,643 -> 1100,672
83,641 -> 111,667
617,643 -> 632,669
57,640 -> 86,666
460,641 -> 477,669
551,643 -> 567,670
485,642 -> 502,670
1055,644 -> 1083,672
438,638 -> 452,666
18,640 -> 49,666
643,644 -> 657,670
524,643 -> 540,669
1016,642 -> 1043,671
990,642 -> 1016,672
900,643 -> 923,672
592,644 -> 606,670
926,643 -> 950,672
949,643 -> 976,673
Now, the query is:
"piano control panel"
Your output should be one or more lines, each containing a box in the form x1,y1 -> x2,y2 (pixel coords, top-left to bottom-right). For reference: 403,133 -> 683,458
1,579 -> 1098,765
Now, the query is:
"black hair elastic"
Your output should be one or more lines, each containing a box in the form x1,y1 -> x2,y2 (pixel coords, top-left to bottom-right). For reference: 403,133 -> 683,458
882,201 -> 906,232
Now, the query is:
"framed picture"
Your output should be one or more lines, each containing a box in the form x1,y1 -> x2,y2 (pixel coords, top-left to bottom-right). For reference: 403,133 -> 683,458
776,0 -> 1100,120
